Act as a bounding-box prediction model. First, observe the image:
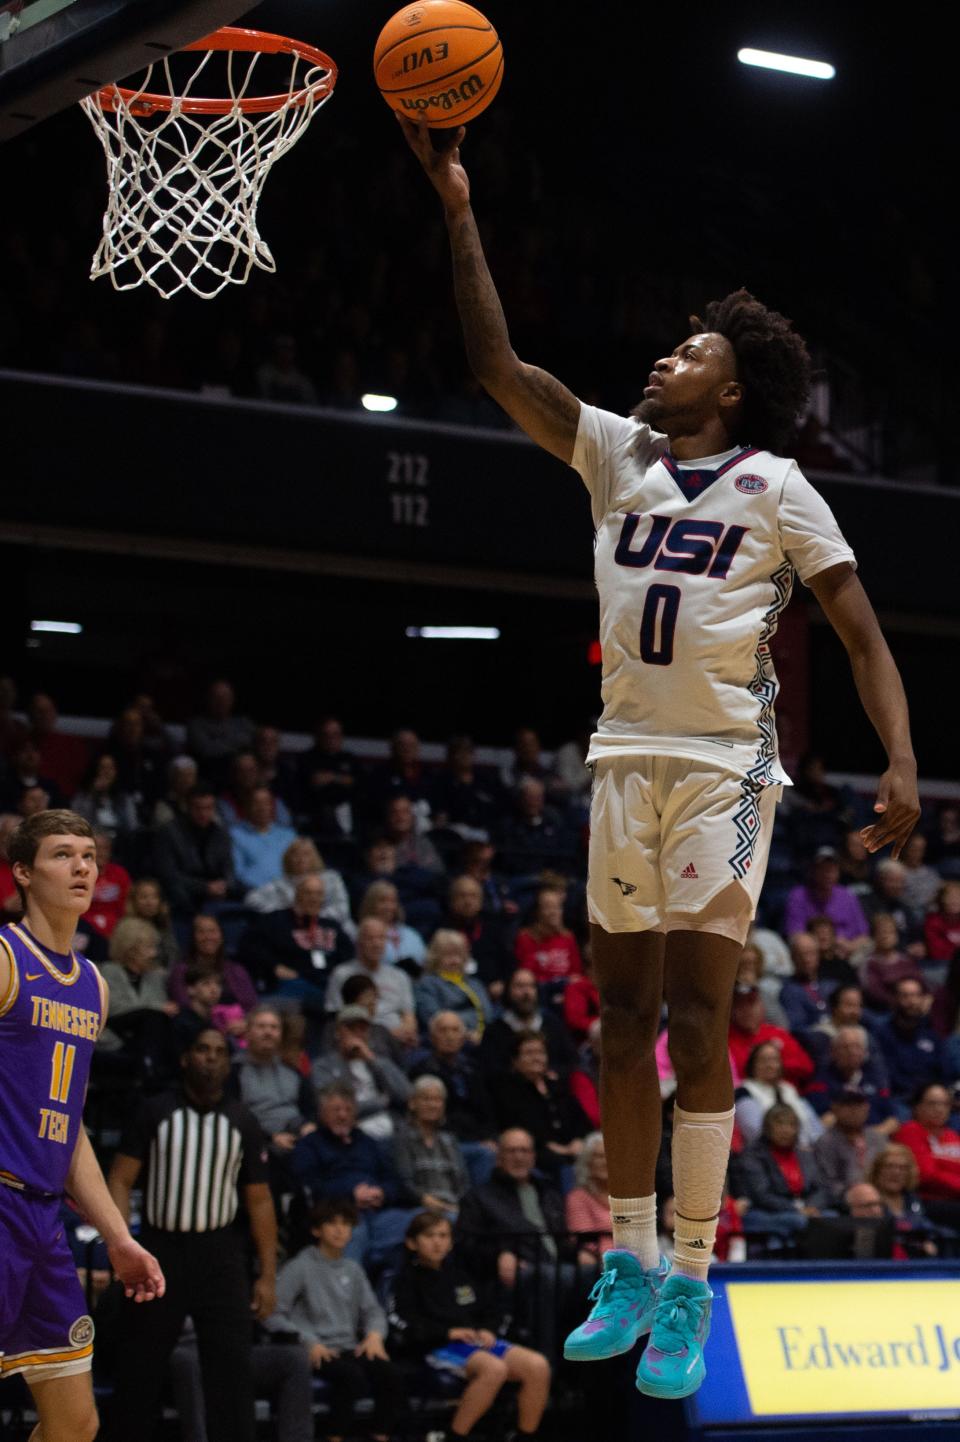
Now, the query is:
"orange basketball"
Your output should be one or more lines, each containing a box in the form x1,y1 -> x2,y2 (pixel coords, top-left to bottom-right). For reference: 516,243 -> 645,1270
374,1 -> 504,129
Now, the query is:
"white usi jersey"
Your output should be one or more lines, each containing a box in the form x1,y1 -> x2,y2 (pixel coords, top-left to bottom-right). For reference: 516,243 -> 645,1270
573,403 -> 856,787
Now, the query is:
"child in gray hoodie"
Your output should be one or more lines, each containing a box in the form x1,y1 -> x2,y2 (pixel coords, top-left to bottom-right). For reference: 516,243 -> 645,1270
270,1198 -> 404,1441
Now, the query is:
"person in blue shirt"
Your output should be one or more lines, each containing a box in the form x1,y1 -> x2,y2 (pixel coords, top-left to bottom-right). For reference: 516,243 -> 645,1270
805,1025 -> 897,1130
292,1083 -> 418,1266
779,931 -> 836,1041
876,976 -> 955,1108
356,879 -> 427,973
229,787 -> 297,891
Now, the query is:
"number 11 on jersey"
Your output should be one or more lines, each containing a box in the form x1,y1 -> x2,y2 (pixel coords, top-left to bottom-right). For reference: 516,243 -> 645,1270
37,1044 -> 73,1142
38,1042 -> 75,1143
49,1040 -> 76,1104
37,1044 -> 75,1142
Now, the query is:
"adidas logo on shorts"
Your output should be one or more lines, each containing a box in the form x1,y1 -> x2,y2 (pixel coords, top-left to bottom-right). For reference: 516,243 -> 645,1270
680,863 -> 699,879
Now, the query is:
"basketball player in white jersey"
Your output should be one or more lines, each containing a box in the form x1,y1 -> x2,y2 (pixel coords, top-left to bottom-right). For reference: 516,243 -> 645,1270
398,115 -> 920,1399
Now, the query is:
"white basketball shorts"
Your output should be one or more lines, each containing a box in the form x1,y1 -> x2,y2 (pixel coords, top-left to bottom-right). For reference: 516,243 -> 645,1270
587,754 -> 782,934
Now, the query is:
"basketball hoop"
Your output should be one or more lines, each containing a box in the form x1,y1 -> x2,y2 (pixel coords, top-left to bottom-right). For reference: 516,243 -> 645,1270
80,27 -> 337,299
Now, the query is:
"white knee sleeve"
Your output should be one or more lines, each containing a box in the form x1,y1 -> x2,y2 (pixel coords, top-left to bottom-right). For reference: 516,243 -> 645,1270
671,1104 -> 735,1279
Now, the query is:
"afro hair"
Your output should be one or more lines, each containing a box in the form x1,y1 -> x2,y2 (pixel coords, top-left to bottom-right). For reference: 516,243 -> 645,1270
691,288 -> 812,455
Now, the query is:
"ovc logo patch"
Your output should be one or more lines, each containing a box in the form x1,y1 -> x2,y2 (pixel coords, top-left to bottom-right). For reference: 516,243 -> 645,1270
735,474 -> 768,494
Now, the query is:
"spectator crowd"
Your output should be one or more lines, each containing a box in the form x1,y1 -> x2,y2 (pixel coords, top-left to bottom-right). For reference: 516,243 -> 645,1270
2,673 -> 960,1441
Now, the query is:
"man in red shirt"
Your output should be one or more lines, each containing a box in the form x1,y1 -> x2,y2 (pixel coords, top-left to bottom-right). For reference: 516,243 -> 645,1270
727,984 -> 814,1089
514,886 -> 584,987
564,961 -> 600,1043
894,1082 -> 960,1231
79,831 -> 131,948
0,813 -> 22,917
27,692 -> 90,799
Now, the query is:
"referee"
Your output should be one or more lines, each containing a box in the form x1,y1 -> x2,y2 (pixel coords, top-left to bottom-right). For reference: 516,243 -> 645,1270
103,1028 -> 278,1442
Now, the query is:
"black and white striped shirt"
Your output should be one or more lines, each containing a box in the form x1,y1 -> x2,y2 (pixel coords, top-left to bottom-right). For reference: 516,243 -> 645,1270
120,1089 -> 268,1233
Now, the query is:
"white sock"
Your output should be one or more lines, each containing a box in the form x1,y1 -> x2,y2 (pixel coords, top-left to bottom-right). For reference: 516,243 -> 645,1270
609,1193 -> 660,1270
670,1105 -> 735,1282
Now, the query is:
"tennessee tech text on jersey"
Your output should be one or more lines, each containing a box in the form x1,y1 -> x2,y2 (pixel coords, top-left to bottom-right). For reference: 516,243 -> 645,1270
0,922 -> 103,1195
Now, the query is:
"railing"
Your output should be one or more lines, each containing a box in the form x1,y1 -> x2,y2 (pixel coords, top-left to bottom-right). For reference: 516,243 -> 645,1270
3,367 -> 959,617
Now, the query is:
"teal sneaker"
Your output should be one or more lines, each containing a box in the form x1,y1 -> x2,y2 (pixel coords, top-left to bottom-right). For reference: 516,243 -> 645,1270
563,1250 -> 670,1362
635,1274 -> 713,1399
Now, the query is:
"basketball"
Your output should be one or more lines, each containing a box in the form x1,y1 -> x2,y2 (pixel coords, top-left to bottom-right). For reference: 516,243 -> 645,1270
374,1 -> 504,129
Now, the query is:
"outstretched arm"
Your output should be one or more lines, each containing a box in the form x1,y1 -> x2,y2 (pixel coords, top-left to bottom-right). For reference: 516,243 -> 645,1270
808,562 -> 920,857
397,115 -> 579,463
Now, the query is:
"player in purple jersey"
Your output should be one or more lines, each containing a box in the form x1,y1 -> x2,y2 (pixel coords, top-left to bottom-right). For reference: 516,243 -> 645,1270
0,809 -> 164,1442
400,117 -> 922,1400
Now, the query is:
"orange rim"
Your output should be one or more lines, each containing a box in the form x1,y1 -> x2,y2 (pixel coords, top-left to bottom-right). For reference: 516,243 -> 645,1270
92,27 -> 337,117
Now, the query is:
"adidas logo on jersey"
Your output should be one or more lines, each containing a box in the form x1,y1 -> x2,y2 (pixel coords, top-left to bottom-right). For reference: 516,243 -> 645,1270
611,877 -> 638,895
680,863 -> 699,879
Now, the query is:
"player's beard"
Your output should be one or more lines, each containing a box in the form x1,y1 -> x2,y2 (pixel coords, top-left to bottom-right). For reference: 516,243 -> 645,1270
630,394 -> 677,455
631,396 -> 665,428
630,394 -> 702,452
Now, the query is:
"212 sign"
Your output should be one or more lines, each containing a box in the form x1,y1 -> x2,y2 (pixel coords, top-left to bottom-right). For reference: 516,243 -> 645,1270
386,451 -> 430,528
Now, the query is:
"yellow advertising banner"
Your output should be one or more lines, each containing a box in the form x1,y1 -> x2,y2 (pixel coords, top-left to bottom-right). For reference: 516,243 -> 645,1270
726,1279 -> 960,1415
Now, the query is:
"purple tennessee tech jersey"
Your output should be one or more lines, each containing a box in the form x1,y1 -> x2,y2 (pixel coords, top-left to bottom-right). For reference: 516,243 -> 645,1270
0,923 -> 103,1195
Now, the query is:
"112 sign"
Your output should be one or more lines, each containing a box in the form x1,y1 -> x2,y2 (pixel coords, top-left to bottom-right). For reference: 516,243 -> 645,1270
386,451 -> 430,528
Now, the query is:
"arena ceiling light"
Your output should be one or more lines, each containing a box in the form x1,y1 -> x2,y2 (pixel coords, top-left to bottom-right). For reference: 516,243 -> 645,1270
737,48 -> 835,80
361,393 -> 398,412
405,626 -> 500,640
30,619 -> 83,635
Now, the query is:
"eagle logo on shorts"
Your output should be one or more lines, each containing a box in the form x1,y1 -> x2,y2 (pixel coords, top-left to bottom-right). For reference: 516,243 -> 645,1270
611,877 -> 637,895
69,1315 -> 95,1347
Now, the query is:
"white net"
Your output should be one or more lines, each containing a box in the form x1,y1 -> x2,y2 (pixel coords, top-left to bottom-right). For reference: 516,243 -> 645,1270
80,40 -> 335,300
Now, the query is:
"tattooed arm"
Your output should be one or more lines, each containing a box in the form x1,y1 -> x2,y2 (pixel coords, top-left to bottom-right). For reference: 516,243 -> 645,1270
398,116 -> 579,464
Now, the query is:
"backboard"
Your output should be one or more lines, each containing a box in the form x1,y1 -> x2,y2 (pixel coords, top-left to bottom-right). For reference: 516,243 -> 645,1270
0,0 -> 260,140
